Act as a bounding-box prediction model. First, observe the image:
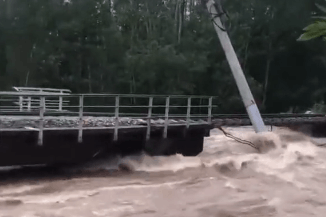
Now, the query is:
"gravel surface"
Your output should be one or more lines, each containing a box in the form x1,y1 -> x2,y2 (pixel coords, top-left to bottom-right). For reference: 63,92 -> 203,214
1,115 -> 326,129
0,116 -> 208,129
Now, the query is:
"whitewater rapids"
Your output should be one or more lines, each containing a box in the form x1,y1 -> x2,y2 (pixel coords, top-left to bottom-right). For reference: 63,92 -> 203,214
0,126 -> 326,217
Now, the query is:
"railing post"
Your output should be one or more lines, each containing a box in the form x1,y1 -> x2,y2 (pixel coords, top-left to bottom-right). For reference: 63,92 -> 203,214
208,97 -> 213,124
19,96 -> 23,111
146,97 -> 153,141
114,96 -> 120,142
27,97 -> 31,112
78,95 -> 84,143
186,97 -> 191,129
163,96 -> 170,139
59,90 -> 63,111
38,96 -> 45,146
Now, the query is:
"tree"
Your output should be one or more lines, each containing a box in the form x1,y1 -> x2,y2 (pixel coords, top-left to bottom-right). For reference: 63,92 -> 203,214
298,3 -> 326,41
0,0 -> 325,113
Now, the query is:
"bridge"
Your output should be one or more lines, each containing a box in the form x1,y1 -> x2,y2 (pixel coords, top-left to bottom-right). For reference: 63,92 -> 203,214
0,88 -> 325,167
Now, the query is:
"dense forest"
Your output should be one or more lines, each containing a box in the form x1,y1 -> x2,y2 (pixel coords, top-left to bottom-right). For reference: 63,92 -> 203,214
0,0 -> 326,113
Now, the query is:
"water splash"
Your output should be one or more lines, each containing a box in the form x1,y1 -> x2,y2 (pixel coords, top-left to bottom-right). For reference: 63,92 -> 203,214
1,126 -> 326,217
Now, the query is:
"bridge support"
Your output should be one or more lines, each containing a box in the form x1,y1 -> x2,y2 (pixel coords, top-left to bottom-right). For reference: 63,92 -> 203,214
205,0 -> 267,133
0,126 -> 209,167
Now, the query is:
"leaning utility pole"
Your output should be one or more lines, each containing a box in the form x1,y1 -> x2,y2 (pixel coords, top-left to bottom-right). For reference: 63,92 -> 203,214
205,0 -> 267,133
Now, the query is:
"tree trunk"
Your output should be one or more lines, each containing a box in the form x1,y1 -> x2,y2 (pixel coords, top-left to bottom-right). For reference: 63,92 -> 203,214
100,73 -> 104,92
243,38 -> 250,73
177,0 -> 185,44
262,41 -> 273,107
129,72 -> 136,104
88,65 -> 92,93
25,71 -> 29,87
262,57 -> 271,107
175,0 -> 179,39
6,0 -> 13,18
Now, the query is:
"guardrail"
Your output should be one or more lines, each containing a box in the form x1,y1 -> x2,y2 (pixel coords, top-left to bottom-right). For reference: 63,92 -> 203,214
0,93 -> 218,145
11,87 -> 71,112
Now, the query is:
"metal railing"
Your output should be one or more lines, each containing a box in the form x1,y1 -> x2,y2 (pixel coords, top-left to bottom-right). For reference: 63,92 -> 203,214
11,87 -> 71,112
0,93 -> 218,145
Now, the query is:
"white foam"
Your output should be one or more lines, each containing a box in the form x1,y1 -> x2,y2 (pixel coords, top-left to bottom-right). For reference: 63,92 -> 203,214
0,179 -> 209,204
122,154 -> 203,172
0,185 -> 44,195
2,125 -> 325,217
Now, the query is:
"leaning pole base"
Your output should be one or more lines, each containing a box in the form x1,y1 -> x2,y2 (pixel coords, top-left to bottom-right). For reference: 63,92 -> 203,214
246,104 -> 267,133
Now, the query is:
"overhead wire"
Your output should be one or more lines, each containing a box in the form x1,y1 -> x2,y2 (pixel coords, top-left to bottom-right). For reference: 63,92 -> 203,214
208,2 -> 229,32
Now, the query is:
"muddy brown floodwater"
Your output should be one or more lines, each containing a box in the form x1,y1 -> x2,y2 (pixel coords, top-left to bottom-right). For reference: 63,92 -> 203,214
0,126 -> 326,217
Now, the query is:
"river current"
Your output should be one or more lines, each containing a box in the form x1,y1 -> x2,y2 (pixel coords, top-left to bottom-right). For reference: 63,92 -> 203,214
0,126 -> 326,217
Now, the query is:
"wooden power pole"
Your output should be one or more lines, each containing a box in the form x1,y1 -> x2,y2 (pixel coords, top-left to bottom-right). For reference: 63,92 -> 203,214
205,0 -> 267,133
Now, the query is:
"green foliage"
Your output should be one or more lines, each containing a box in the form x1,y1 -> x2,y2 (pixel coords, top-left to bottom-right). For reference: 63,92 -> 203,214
298,3 -> 326,41
298,21 -> 326,41
0,0 -> 325,113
